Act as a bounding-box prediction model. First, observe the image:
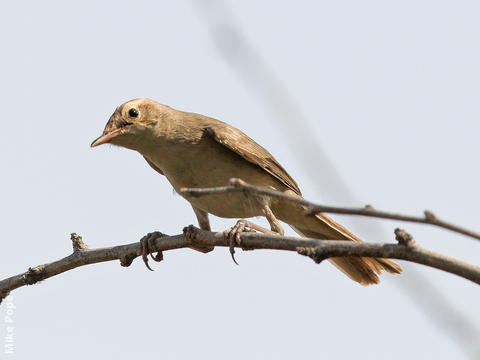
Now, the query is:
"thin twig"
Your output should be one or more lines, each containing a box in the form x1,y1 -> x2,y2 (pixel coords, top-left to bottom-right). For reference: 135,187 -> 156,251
181,178 -> 480,242
1,226 -> 479,303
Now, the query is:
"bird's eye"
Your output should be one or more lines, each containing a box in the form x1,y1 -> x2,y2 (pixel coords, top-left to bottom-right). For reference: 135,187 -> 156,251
128,108 -> 139,118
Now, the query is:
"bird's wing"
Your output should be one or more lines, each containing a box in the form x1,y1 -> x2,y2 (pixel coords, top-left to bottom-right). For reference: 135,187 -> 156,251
205,123 -> 301,195
143,156 -> 164,176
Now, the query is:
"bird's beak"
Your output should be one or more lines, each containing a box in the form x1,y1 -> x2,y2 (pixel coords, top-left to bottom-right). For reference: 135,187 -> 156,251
91,128 -> 123,148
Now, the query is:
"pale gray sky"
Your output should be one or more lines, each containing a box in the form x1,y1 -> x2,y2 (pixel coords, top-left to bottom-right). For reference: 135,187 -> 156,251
0,1 -> 479,359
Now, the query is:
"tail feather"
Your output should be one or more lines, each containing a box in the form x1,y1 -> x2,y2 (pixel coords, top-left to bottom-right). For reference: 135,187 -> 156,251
273,191 -> 402,285
289,213 -> 402,285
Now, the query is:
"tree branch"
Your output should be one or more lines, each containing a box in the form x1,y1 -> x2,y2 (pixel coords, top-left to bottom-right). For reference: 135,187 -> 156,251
181,178 -> 480,242
1,226 -> 479,303
2,180 -> 479,302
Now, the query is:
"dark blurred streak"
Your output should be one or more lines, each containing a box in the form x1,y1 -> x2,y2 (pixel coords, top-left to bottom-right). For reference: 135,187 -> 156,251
191,0 -> 480,358
400,268 -> 480,358
194,0 -> 356,205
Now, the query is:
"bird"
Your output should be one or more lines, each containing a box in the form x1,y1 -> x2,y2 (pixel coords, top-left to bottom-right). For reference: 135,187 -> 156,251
91,98 -> 402,285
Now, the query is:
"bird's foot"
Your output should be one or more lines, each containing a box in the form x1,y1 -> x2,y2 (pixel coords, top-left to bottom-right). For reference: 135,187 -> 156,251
224,220 -> 251,265
224,220 -> 270,265
140,231 -> 166,271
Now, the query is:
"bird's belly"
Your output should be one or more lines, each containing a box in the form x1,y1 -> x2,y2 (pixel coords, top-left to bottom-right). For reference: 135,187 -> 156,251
165,161 -> 270,218
146,141 -> 286,218
186,191 -> 263,218
166,162 -> 279,218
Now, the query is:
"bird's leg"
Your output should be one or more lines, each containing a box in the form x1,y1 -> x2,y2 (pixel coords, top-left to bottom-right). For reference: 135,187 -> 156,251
192,205 -> 211,231
262,203 -> 285,236
139,231 -> 166,271
225,202 -> 284,264
191,206 -> 214,253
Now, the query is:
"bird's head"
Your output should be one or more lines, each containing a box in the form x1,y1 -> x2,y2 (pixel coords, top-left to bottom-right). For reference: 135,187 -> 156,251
91,98 -> 168,151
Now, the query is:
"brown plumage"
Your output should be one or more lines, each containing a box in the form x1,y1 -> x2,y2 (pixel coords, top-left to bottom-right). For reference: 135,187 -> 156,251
91,98 -> 402,285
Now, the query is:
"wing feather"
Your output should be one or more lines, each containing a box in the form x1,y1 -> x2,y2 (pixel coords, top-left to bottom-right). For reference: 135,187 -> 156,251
205,123 -> 301,195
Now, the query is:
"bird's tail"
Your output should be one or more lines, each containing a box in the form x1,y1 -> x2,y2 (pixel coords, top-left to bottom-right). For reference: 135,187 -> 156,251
274,194 -> 402,285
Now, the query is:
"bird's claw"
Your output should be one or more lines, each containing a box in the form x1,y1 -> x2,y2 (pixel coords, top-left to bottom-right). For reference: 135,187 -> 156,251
223,220 -> 255,265
140,231 -> 165,271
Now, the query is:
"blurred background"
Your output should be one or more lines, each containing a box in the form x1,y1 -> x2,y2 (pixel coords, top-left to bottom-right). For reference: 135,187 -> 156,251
0,1 -> 479,359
